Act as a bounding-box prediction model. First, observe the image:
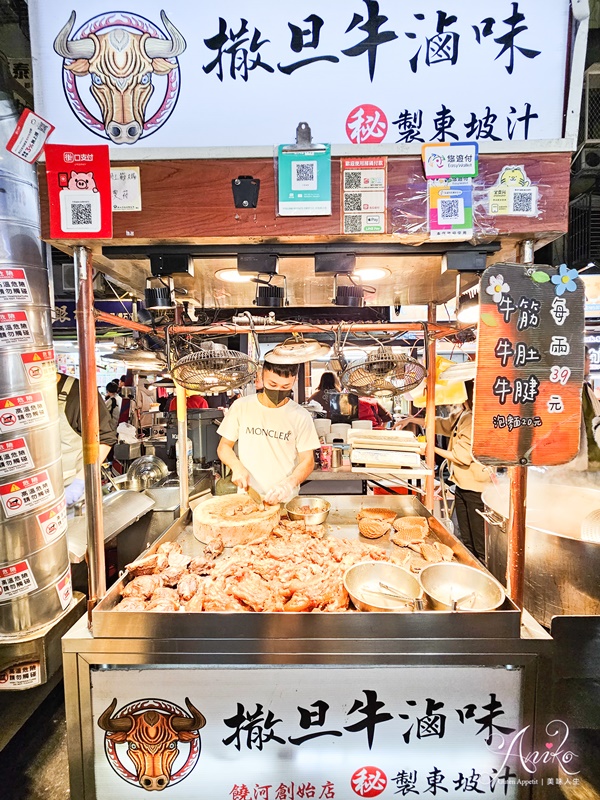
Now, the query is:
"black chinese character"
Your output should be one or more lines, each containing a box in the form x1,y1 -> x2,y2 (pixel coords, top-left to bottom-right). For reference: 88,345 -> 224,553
489,765 -> 518,795
456,693 -> 516,745
223,703 -> 285,750
278,15 -> 339,74
288,701 -> 343,745
494,338 -> 514,368
513,375 -> 540,405
454,769 -> 485,794
424,767 -> 448,795
507,102 -> 539,140
492,376 -> 512,405
464,106 -> 501,141
400,698 -> 446,743
344,689 -> 393,749
493,2 -> 541,75
407,11 -> 459,74
513,342 -> 541,367
392,770 -> 420,796
392,109 -> 424,143
203,19 -> 274,82
516,297 -> 541,331
342,0 -> 398,81
431,104 -> 458,141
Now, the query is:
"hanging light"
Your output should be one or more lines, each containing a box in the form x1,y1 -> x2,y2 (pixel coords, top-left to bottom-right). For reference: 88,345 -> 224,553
333,274 -> 365,307
457,291 -> 480,324
144,276 -> 175,310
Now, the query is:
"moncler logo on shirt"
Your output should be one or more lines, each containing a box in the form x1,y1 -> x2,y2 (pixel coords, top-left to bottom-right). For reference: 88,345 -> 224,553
246,426 -> 291,441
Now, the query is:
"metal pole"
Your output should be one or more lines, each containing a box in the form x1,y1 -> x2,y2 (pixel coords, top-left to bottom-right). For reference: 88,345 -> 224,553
173,307 -> 189,514
93,310 -> 460,339
425,303 -> 437,511
73,246 -> 106,618
506,239 -> 534,607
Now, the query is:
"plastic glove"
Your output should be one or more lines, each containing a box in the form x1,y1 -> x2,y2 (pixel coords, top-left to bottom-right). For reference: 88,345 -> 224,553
263,479 -> 296,506
65,478 -> 85,506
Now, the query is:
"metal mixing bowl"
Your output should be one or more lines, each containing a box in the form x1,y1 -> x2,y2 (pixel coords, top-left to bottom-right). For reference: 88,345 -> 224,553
285,496 -> 331,525
419,563 -> 505,612
344,561 -> 423,612
127,455 -> 169,488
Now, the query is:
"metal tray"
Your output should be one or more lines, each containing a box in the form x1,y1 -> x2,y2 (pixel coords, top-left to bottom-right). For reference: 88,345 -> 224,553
93,495 -> 521,641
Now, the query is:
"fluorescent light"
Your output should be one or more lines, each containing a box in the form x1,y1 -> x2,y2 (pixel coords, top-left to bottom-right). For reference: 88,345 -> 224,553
353,267 -> 390,281
215,269 -> 253,284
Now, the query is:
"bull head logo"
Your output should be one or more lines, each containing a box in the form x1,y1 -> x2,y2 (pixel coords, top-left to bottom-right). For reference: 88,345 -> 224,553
98,697 -> 205,791
54,10 -> 186,144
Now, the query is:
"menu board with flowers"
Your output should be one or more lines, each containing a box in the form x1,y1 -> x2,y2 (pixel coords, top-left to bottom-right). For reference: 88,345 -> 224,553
473,263 -> 584,466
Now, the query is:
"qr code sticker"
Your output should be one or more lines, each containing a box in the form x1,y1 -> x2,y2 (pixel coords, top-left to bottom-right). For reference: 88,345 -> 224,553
511,188 -> 536,215
344,215 -> 363,234
344,171 -> 362,190
292,160 -> 317,190
70,201 -> 93,227
344,193 -> 363,212
438,198 -> 464,224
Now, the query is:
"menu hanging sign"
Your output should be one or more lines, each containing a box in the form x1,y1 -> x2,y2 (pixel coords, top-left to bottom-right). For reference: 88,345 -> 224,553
473,263 -> 584,467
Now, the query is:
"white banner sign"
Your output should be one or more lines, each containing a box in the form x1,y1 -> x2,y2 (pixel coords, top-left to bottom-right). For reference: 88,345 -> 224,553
90,665 -> 535,798
29,0 -> 571,152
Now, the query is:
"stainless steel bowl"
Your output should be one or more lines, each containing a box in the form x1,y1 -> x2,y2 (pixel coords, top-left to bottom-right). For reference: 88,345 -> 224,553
419,563 -> 505,612
113,474 -> 146,492
127,455 -> 169,487
285,496 -> 331,525
344,561 -> 423,612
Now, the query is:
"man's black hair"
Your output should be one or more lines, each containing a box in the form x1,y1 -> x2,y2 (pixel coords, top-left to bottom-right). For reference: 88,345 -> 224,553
262,359 -> 299,378
106,381 -> 119,394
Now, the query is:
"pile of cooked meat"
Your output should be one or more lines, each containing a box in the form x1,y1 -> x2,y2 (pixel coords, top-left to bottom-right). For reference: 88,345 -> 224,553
115,508 -> 456,614
356,508 -> 455,570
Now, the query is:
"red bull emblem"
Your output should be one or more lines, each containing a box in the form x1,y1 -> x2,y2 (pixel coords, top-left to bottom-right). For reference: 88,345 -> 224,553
54,10 -> 186,145
99,697 -> 205,791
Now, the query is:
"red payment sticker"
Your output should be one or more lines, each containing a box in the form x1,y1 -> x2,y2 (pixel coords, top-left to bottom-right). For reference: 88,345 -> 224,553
6,108 -> 54,163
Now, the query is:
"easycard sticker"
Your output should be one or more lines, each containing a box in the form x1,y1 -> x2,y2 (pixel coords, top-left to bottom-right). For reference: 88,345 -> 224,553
37,497 -> 67,541
6,108 -> 54,163
0,559 -> 38,598
0,470 -> 55,517
0,437 -> 34,476
56,569 -> 72,611
21,349 -> 55,385
0,311 -> 33,344
0,269 -> 32,302
0,392 -> 48,433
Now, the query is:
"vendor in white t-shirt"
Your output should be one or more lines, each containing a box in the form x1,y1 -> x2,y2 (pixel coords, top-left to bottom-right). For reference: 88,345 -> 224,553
216,358 -> 320,505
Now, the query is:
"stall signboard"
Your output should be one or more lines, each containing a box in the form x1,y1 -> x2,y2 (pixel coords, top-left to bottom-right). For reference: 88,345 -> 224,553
90,665 -> 537,799
53,299 -> 132,328
473,263 -> 585,467
29,0 -> 575,154
44,143 -> 112,238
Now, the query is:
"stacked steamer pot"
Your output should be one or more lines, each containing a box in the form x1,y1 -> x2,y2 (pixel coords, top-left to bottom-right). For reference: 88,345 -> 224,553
0,100 -> 71,645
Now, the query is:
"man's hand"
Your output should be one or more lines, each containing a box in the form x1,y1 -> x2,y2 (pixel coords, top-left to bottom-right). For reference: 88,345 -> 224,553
65,478 -> 85,506
264,478 -> 296,506
231,465 -> 250,491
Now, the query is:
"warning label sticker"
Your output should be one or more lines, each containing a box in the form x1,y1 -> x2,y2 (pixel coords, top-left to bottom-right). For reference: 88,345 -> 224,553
0,558 -> 38,598
0,470 -> 54,517
0,392 -> 48,433
21,349 -> 55,385
0,437 -> 34,476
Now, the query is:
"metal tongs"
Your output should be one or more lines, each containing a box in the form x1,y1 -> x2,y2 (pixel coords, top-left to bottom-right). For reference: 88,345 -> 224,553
364,581 -> 424,611
450,591 -> 477,611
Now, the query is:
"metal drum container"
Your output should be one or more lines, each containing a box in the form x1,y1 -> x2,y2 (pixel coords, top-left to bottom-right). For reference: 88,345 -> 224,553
482,477 -> 600,627
0,97 -> 71,641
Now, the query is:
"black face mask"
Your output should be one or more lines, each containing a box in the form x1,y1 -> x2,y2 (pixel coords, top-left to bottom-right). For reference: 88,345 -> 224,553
262,387 -> 291,406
